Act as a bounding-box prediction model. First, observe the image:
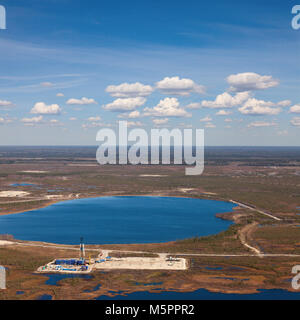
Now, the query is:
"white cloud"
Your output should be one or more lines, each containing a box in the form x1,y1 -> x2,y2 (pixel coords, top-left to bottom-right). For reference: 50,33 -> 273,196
186,102 -> 202,109
103,97 -> 146,112
31,102 -> 61,114
224,118 -> 232,122
216,110 -> 232,116
66,97 -> 97,105
117,110 -> 141,119
289,104 -> 300,114
152,118 -> 169,125
128,110 -> 140,118
106,82 -> 153,98
247,121 -> 276,128
82,122 -> 104,129
40,82 -> 54,87
239,98 -> 281,115
0,117 -> 12,124
21,116 -> 62,126
156,76 -> 205,96
199,116 -> 212,122
179,123 -> 193,129
56,93 -> 64,97
0,100 -> 13,107
277,100 -> 291,107
82,121 -> 114,129
126,121 -> 143,128
21,116 -> 43,124
290,117 -> 300,126
88,116 -> 101,122
144,97 -> 191,117
49,119 -> 63,126
227,72 -> 279,92
201,91 -> 250,109
69,117 -> 77,121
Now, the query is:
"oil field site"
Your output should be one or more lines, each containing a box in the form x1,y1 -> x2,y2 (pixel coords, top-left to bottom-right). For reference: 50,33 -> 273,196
0,147 -> 299,300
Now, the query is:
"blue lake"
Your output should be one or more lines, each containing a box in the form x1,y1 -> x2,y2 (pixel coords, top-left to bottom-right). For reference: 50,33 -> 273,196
0,196 -> 235,245
38,294 -> 52,300
96,288 -> 300,300
43,274 -> 93,286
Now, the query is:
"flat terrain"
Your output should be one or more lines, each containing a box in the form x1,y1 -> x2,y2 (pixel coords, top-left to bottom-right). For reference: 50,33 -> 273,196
0,146 -> 300,299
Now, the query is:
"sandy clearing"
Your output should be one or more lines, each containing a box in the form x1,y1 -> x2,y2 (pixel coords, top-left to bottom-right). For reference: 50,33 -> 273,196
95,257 -> 187,270
178,188 -> 196,193
238,222 -> 263,257
45,195 -> 65,199
0,240 -> 14,246
139,174 -> 167,177
21,170 -> 48,173
0,191 -> 30,197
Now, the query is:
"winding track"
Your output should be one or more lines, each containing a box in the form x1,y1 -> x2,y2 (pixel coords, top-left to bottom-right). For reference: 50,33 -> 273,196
230,200 -> 281,221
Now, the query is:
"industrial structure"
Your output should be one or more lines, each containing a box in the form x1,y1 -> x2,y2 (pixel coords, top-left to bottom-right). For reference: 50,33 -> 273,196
80,237 -> 85,260
36,238 -> 187,274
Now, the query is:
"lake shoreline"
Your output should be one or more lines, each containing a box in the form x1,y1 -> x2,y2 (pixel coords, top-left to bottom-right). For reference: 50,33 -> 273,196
0,196 -> 236,245
0,193 -> 234,217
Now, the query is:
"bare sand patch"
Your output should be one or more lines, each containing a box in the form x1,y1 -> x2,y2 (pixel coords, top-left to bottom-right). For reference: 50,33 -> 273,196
45,195 -> 65,200
95,257 -> 187,270
21,170 -> 48,173
178,188 -> 196,193
139,174 -> 167,177
0,240 -> 14,246
0,191 -> 30,197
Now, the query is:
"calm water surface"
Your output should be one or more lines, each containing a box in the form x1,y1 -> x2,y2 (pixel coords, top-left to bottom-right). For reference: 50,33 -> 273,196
0,196 -> 235,244
96,288 -> 300,300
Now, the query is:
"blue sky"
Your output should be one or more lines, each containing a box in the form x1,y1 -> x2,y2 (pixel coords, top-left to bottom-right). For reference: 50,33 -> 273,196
0,0 -> 299,145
